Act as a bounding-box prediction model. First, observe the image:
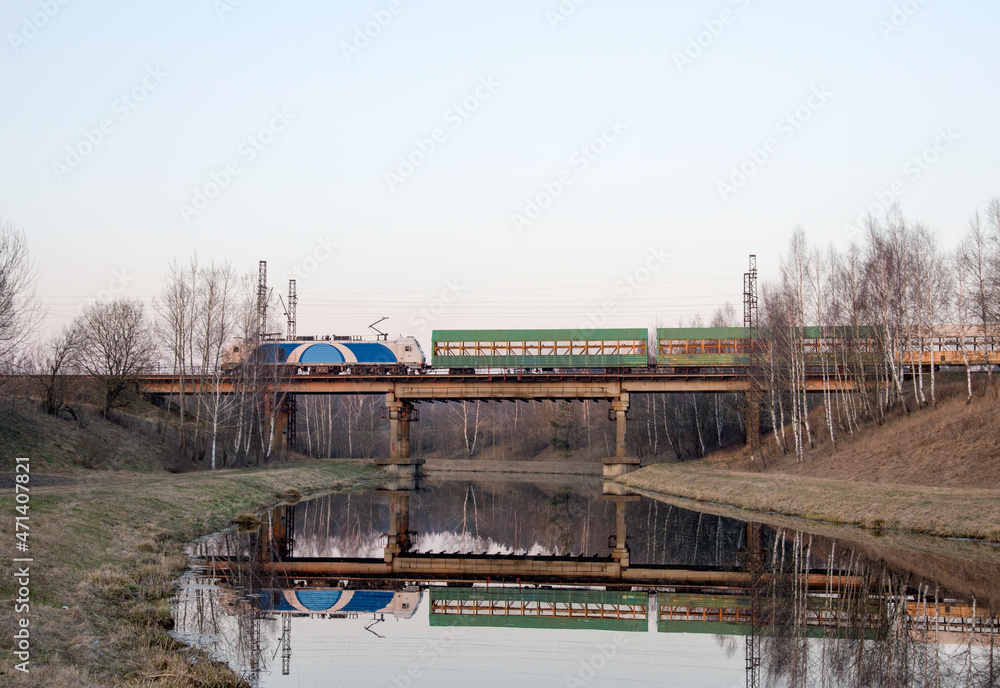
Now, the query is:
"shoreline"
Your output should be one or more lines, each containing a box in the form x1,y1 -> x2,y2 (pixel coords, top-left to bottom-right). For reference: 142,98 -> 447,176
618,461 -> 1000,543
0,459 -> 382,686
423,458 -> 601,476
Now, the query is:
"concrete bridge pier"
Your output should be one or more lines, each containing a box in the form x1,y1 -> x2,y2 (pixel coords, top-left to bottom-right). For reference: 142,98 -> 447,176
378,488 -> 414,564
377,393 -> 424,478
603,394 -> 640,478
741,521 -> 764,567
604,494 -> 639,568
258,503 -> 296,561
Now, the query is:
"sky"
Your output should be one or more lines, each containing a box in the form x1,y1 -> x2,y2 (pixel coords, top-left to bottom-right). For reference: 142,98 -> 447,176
3,0 -> 999,347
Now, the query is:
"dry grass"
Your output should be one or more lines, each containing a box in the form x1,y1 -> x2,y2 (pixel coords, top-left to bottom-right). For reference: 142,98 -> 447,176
278,487 -> 302,503
0,460 -> 384,686
624,376 -> 1000,542
711,376 -> 1000,491
622,461 -> 1000,541
231,512 -> 262,530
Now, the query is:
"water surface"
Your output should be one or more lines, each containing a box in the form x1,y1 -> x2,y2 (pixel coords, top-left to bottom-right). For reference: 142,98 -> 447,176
173,475 -> 1000,687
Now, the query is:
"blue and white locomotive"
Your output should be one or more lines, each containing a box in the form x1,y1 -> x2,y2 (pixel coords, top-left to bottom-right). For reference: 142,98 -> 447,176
227,335 -> 425,374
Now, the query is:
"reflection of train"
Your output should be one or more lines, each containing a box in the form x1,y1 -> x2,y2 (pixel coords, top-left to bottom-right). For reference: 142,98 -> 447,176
257,587 -> 420,619
224,325 -> 993,376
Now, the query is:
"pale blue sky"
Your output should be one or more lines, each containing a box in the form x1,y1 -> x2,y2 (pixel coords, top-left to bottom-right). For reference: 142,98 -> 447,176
3,0 -> 998,344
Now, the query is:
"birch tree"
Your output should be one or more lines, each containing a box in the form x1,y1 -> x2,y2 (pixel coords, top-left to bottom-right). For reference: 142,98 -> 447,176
452,400 -> 482,457
959,212 -> 995,385
156,258 -> 199,459
193,262 -> 239,469
914,227 -> 951,407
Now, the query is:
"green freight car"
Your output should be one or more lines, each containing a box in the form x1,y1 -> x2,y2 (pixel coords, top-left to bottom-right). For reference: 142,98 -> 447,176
656,326 -> 882,368
657,327 -> 755,367
431,328 -> 648,369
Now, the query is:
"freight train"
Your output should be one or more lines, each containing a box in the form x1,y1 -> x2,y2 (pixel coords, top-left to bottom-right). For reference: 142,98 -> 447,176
223,326 -> 885,376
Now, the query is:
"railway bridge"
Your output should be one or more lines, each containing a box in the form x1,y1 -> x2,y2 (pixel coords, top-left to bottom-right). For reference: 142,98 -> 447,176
139,369 -> 851,475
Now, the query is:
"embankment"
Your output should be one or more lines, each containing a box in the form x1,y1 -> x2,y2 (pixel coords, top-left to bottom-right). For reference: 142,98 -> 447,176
621,389 -> 1000,541
0,460 -> 382,687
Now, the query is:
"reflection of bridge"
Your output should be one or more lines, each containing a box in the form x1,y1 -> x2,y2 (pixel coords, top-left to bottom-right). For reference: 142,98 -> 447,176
201,486 -> 857,590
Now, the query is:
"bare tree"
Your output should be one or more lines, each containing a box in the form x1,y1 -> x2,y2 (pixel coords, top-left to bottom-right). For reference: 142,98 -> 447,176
866,211 -> 912,414
75,299 -> 157,417
955,242 -> 978,402
959,212 -> 996,386
193,262 -> 239,469
156,258 -> 199,458
452,400 -> 482,457
780,228 -> 816,461
0,219 -> 41,373
914,227 -> 951,407
29,325 -> 84,417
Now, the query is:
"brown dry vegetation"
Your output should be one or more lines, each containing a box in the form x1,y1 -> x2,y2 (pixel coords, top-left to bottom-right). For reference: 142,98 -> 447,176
0,460 -> 383,687
622,378 -> 1000,541
710,377 -> 1000,490
622,461 -> 1000,541
0,396 -> 183,473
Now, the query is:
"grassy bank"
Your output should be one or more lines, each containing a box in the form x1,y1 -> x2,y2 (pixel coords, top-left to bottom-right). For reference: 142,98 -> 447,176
0,460 -> 384,687
620,461 -> 1000,542
736,387 -> 1000,491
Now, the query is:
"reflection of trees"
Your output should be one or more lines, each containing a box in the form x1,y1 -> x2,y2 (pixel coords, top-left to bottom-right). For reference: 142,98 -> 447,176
176,531 -> 280,686
754,531 -> 1000,688
295,493 -> 383,558
289,482 -> 751,565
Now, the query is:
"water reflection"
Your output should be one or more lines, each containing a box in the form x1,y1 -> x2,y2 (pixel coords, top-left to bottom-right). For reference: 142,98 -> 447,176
173,477 -> 1000,687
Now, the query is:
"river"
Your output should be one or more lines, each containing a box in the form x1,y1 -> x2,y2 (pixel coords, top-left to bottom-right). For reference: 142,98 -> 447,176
171,474 -> 1000,687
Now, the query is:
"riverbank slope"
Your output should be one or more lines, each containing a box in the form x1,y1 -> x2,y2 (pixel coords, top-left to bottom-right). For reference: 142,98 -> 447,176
621,387 -> 1000,541
0,460 -> 382,687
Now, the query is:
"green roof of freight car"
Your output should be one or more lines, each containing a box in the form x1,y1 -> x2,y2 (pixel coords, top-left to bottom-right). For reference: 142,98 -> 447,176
657,326 -> 882,339
657,327 -> 752,339
432,328 -> 648,342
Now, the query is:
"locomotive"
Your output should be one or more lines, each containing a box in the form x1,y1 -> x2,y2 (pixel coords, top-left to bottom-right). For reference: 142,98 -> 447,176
224,335 -> 425,374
